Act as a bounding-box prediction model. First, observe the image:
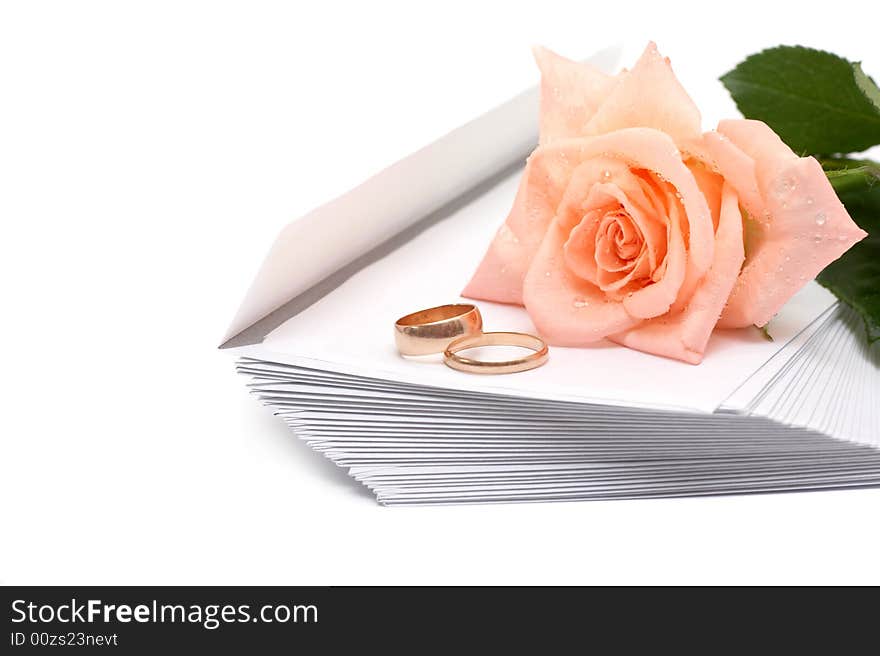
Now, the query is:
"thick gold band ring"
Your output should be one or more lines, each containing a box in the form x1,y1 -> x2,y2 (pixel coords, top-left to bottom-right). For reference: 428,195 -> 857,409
394,304 -> 483,356
443,331 -> 549,374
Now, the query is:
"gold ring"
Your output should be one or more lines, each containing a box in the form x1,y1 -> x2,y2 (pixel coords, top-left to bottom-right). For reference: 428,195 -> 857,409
394,304 -> 483,356
443,331 -> 549,374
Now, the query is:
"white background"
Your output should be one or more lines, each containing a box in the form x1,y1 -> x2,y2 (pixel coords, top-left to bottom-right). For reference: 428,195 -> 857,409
2,0 -> 879,585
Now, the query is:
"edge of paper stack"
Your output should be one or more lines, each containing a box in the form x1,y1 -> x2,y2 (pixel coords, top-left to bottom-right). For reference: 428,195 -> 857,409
235,302 -> 880,504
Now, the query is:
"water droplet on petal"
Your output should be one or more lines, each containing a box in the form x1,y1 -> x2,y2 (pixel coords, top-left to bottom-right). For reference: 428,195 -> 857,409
545,271 -> 552,277
815,212 -> 827,226
498,224 -> 518,243
572,296 -> 589,308
813,234 -> 823,243
601,170 -> 612,181
838,234 -> 849,242
806,196 -> 814,205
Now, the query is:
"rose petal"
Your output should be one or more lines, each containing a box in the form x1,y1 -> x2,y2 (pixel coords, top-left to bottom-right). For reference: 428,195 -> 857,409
556,160 -> 629,231
718,155 -> 868,327
588,131 -> 715,316
621,196 -> 687,318
597,252 -> 652,293
523,216 -> 640,343
717,118 -> 795,165
695,130 -> 764,220
687,159 -> 724,231
533,46 -> 619,144
669,159 -> 724,314
461,173 -> 534,304
611,181 -> 745,363
578,181 -> 667,272
584,42 -> 702,146
462,153 -> 625,304
595,216 -> 652,293
461,148 -> 578,304
562,207 -> 604,283
594,216 -> 632,275
464,129 -> 714,312
560,129 -> 714,275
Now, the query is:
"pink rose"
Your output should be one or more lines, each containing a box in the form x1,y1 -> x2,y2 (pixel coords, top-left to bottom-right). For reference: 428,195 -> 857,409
463,43 -> 868,364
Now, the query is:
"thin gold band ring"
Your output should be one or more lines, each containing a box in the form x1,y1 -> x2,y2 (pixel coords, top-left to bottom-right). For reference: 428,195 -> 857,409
443,331 -> 549,374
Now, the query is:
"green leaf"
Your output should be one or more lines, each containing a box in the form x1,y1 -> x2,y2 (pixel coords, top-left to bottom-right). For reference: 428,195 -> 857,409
816,161 -> 880,342
720,46 -> 880,155
854,63 -> 880,112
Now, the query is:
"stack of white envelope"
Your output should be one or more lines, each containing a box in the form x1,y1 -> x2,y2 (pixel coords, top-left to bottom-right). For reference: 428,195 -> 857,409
224,44 -> 880,505
233,293 -> 880,505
